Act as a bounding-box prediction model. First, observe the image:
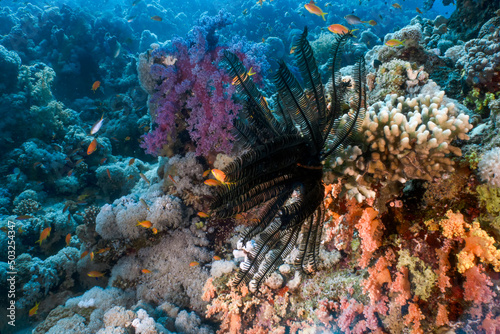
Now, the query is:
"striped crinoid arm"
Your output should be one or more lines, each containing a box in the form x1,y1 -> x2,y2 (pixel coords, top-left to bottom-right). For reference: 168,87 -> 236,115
231,176 -> 324,291
295,204 -> 326,275
210,135 -> 308,218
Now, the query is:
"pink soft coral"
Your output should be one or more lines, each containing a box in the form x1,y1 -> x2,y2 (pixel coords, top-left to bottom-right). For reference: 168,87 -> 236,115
140,10 -> 269,157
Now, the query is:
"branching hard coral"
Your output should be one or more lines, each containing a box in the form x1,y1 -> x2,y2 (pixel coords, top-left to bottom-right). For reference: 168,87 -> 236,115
13,198 -> 41,215
211,27 -> 366,292
330,86 -> 473,201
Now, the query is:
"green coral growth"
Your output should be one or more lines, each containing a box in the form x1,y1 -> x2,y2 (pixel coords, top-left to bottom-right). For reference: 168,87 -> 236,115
464,150 -> 481,170
464,87 -> 499,117
476,184 -> 500,215
397,249 -> 437,301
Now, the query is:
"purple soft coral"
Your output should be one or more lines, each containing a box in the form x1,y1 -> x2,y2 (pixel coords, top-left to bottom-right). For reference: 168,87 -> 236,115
140,10 -> 269,157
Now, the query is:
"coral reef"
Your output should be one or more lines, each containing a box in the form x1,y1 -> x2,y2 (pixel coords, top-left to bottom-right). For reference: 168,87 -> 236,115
1,2 -> 500,334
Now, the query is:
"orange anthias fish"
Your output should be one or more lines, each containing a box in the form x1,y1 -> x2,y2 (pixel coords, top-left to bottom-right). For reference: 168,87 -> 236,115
151,15 -> 162,21
328,24 -> 357,34
189,261 -> 199,267
385,39 -> 405,47
29,302 -> 40,317
211,169 -> 227,183
416,7 -> 423,14
197,211 -> 210,218
91,81 -> 100,93
87,138 -> 97,155
202,169 -> 210,177
204,179 -> 220,187
90,252 -> 94,261
36,227 -> 51,245
80,250 -> 89,259
366,20 -> 377,26
213,255 -> 221,261
96,247 -> 110,254
87,271 -> 105,278
392,3 -> 402,9
106,168 -> 112,180
65,233 -> 71,246
90,113 -> 104,135
136,220 -> 152,228
152,227 -> 158,234
304,0 -> 327,21
141,269 -> 152,274
128,158 -> 135,166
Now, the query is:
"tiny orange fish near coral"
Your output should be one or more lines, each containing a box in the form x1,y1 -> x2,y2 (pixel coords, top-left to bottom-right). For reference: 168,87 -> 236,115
96,247 -> 110,254
136,220 -> 152,228
29,302 -> 40,317
91,81 -> 100,93
204,179 -> 220,186
87,271 -> 105,278
65,233 -> 71,246
36,227 -> 51,245
189,261 -> 199,267
80,250 -> 89,259
197,211 -> 210,218
87,138 -> 98,155
211,169 -> 227,183
141,269 -> 152,274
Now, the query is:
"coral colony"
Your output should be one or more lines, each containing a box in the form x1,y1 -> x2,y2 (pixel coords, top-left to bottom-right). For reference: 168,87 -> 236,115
0,0 -> 500,333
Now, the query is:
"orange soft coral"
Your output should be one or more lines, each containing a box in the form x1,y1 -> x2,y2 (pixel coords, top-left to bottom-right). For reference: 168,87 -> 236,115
457,221 -> 500,273
362,252 -> 393,304
404,302 -> 425,334
390,266 -> 411,306
463,265 -> 497,305
356,207 -> 384,268
435,241 -> 452,293
439,210 -> 466,239
435,303 -> 449,327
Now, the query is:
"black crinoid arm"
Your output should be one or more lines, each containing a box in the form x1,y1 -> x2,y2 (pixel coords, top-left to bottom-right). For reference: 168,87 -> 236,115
211,27 -> 367,292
